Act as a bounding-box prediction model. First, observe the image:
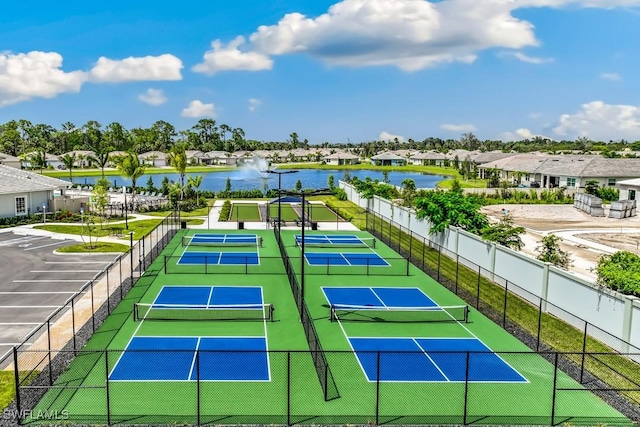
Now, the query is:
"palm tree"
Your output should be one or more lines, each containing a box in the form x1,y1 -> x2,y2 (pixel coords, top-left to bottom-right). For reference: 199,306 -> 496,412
167,144 -> 188,200
30,151 -> 48,174
88,152 -> 110,178
59,153 -> 77,183
187,175 -> 204,205
115,152 -> 147,209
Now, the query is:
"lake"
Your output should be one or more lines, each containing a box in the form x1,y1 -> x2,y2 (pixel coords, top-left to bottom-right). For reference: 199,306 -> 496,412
68,168 -> 446,192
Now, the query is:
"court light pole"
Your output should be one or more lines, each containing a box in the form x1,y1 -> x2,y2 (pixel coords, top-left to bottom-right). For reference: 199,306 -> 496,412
283,188 -> 332,317
261,169 -> 298,231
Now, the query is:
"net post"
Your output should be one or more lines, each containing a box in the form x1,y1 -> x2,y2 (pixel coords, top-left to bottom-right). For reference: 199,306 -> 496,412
133,304 -> 138,322
204,256 -> 208,275
367,257 -> 370,276
329,306 -> 334,322
269,304 -> 275,322
245,256 -> 248,275
105,350 -> 111,426
164,255 -> 167,274
464,306 -> 470,323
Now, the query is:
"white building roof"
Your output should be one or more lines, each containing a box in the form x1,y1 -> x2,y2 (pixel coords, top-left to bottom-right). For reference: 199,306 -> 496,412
0,165 -> 70,195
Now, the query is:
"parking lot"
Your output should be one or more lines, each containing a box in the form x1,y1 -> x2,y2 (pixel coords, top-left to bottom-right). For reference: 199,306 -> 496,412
0,232 -> 118,364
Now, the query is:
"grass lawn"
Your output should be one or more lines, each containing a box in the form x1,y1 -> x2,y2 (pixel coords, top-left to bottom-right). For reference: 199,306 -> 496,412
268,204 -> 299,221
307,196 -> 367,229
286,162 -> 460,177
437,178 -> 488,189
0,371 -> 13,411
57,242 -> 130,253
229,203 -> 262,221
145,204 -> 212,218
34,218 -> 163,240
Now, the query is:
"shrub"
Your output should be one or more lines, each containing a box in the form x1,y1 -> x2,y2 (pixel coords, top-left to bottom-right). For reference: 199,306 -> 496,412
595,251 -> 640,296
218,200 -> 231,221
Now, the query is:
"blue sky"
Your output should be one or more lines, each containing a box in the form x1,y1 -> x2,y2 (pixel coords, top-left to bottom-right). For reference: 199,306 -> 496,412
1,0 -> 639,143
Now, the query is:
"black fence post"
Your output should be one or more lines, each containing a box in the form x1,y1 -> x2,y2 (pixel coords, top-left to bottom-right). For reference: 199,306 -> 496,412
119,257 -> 123,300
408,231 -> 413,261
375,351 -> 381,426
71,298 -> 77,353
475,266 -> 481,309
164,255 -> 168,274
367,258 -> 370,276
536,299 -> 544,351
47,320 -> 52,385
580,322 -> 588,383
551,352 -> 559,426
287,351 -> 291,426
463,351 -> 470,426
13,347 -> 21,426
502,282 -> 508,327
455,255 -> 459,294
105,350 -> 111,426
90,280 -> 96,332
106,267 -> 110,314
141,236 -> 146,272
421,237 -> 426,271
437,247 -> 441,283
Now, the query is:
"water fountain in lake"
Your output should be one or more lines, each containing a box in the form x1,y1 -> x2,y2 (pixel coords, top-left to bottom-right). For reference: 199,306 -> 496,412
236,157 -> 273,192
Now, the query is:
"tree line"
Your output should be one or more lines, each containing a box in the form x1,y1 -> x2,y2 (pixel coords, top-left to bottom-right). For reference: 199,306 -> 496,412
2,119 -> 640,159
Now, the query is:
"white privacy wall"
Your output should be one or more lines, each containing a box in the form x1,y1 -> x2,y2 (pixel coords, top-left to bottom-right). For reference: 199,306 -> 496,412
341,181 -> 640,352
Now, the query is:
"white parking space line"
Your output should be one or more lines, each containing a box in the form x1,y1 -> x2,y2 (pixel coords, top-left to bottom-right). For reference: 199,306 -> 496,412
0,291 -> 78,294
45,261 -> 112,264
24,241 -> 70,251
0,236 -> 47,246
30,270 -> 103,273
0,342 -> 32,346
0,306 -> 62,308
0,323 -> 41,325
13,280 -> 88,283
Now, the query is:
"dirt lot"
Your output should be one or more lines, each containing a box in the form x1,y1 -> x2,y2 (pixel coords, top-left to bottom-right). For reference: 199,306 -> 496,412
482,204 -> 640,280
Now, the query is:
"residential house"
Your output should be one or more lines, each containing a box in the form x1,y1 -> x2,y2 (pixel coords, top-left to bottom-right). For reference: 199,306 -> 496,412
0,165 -> 70,218
411,151 -> 447,166
62,150 -> 96,168
371,152 -> 406,166
617,178 -> 640,201
479,154 -> 640,188
323,152 -> 360,166
185,150 -> 205,165
22,152 -> 63,170
0,153 -> 21,169
204,151 -> 238,166
138,151 -> 168,167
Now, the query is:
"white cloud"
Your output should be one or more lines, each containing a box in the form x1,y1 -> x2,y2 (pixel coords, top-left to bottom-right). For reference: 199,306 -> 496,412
600,72 -> 622,81
500,128 -> 552,141
138,88 -> 167,106
89,54 -> 183,82
181,100 -> 216,118
500,51 -> 554,64
0,51 -> 86,107
379,131 -> 405,142
193,36 -> 273,75
440,123 -> 477,132
248,98 -> 262,112
552,101 -> 640,140
202,0 -> 637,72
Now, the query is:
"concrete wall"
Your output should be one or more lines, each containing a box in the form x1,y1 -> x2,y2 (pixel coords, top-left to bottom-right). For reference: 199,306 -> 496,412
341,180 -> 640,353
0,191 -> 50,218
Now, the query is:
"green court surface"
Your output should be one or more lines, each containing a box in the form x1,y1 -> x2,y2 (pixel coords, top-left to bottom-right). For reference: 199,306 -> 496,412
26,229 -> 631,425
307,204 -> 343,222
228,203 -> 261,221
268,204 -> 298,221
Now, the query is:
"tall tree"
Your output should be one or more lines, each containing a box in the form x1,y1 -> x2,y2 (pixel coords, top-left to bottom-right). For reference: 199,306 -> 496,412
59,153 -> 77,183
167,143 -> 188,200
192,119 -> 220,152
151,120 -> 177,151
115,152 -> 147,208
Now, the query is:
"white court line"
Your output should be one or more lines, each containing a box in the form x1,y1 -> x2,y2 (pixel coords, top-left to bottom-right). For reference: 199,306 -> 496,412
13,280 -> 87,283
412,338 -> 450,382
0,342 -> 33,346
188,337 -> 202,380
369,288 -> 387,308
45,261 -> 111,264
30,270 -> 102,273
24,241 -> 70,251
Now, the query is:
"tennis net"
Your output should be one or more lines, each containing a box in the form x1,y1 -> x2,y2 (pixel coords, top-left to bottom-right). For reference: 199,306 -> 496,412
182,235 -> 263,247
134,303 -> 274,322
294,236 -> 376,248
330,304 -> 469,323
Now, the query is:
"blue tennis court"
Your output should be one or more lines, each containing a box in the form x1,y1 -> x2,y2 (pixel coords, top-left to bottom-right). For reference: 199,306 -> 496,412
109,336 -> 270,381
323,287 -> 436,308
350,337 -> 527,383
295,234 -> 366,245
178,252 -> 260,265
189,234 -> 260,244
154,286 -> 263,307
305,252 -> 389,266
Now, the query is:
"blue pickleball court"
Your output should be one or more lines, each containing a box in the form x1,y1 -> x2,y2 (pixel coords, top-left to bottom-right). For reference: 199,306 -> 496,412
305,252 -> 389,266
178,251 -> 260,265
